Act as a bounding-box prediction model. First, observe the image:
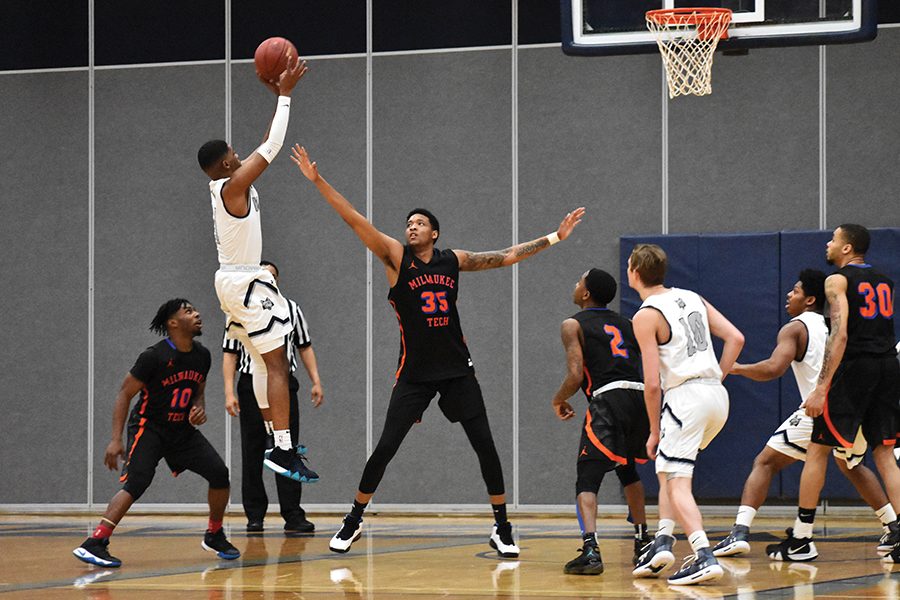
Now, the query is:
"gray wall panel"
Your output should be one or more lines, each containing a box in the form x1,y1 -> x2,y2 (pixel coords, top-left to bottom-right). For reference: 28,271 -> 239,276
93,65 -> 226,504
0,73 -> 89,503
669,47 -> 820,233
827,29 -> 900,228
371,51 -> 514,504
517,48 -> 662,505
230,58 -> 368,506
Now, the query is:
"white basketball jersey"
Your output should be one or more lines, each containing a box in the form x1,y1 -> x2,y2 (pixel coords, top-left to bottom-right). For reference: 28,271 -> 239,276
640,288 -> 722,391
789,311 -> 827,406
210,178 -> 262,266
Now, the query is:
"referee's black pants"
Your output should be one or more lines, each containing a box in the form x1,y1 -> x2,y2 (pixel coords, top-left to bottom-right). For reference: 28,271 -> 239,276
237,372 -> 305,524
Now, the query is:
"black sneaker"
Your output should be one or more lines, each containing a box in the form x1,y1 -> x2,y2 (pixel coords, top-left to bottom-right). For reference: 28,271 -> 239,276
489,522 -> 520,558
712,524 -> 751,557
766,528 -> 817,561
202,529 -> 241,560
246,520 -> 264,533
330,514 -> 363,553
264,447 -> 319,483
564,542 -> 604,575
284,517 -> 315,535
878,521 -> 900,556
632,534 -> 675,577
72,537 -> 122,568
633,532 -> 653,565
667,547 -> 724,585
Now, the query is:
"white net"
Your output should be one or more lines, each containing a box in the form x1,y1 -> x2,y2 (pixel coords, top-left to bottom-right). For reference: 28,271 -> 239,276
646,8 -> 732,99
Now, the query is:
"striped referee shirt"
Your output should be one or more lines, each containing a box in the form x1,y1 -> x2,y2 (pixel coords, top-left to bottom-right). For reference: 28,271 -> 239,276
222,298 -> 312,375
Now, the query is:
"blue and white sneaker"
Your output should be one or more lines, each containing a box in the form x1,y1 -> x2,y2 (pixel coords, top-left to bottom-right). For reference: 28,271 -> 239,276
73,537 -> 122,568
202,529 -> 240,560
712,524 -> 751,557
632,534 -> 676,578
264,447 -> 319,482
667,548 -> 724,585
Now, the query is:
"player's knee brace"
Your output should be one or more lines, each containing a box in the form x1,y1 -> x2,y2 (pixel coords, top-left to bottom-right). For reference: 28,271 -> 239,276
576,461 -> 607,495
615,462 -> 641,487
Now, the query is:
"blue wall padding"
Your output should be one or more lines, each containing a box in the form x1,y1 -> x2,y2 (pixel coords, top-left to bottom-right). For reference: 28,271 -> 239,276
619,228 -> 899,502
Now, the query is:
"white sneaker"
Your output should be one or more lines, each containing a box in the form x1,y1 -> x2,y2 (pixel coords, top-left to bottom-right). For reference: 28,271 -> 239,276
329,515 -> 363,553
489,522 -> 520,558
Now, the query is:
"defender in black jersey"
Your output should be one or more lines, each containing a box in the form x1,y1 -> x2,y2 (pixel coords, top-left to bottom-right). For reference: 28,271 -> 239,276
552,268 -> 650,575
770,224 -> 900,562
73,300 -> 239,568
293,144 -> 584,556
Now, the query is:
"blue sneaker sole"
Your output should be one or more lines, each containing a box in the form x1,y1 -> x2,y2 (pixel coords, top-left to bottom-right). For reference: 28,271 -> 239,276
72,547 -> 122,568
201,541 -> 240,560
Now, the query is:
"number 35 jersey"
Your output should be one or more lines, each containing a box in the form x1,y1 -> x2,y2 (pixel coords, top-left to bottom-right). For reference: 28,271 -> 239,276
388,246 -> 472,383
128,339 -> 211,430
639,288 -> 722,391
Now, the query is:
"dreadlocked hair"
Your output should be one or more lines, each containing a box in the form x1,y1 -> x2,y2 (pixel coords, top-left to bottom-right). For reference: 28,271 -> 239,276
149,298 -> 190,336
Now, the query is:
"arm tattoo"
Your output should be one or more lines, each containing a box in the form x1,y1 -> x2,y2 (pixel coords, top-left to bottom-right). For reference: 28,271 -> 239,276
514,238 -> 550,258
461,250 -> 506,271
817,292 -> 842,384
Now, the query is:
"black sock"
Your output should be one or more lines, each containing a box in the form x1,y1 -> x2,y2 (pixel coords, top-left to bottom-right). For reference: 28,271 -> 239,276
492,503 -> 508,525
634,523 -> 648,540
798,507 -> 817,524
583,532 -> 597,546
349,500 -> 367,521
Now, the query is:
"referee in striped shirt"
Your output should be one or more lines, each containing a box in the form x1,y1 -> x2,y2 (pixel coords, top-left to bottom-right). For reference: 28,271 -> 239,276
223,260 -> 323,534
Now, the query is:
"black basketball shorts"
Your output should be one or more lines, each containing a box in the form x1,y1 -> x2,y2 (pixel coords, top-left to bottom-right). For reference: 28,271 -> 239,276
388,371 -> 486,425
578,388 -> 650,469
812,354 -> 900,448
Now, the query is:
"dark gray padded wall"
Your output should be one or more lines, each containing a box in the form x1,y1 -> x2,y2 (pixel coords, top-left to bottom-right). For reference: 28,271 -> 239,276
0,73 -> 89,503
517,48 -> 662,505
371,50 -> 514,504
669,47 -> 820,233
230,58 -> 367,505
827,28 -> 900,228
93,65 -> 226,504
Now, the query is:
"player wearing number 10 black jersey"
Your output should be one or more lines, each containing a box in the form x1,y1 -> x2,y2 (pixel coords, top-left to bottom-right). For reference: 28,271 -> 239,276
73,300 -> 238,569
291,144 -> 584,556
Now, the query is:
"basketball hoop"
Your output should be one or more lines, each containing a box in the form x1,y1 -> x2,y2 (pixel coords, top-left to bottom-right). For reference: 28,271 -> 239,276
646,7 -> 732,99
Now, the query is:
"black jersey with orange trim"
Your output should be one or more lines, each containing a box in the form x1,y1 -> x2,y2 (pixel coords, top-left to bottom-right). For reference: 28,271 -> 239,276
127,339 -> 211,429
387,246 -> 471,383
573,308 -> 643,397
837,264 -> 896,358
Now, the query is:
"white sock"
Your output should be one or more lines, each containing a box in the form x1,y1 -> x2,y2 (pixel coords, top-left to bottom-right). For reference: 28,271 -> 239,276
657,518 -> 676,538
274,429 -> 292,450
793,518 -> 814,539
876,504 -> 897,526
688,530 -> 710,552
735,505 -> 757,528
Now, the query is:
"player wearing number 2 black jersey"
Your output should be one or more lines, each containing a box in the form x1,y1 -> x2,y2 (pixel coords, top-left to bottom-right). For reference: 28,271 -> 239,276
551,268 -> 650,575
73,300 -> 238,569
291,144 -> 584,556
769,224 -> 900,563
627,244 -> 745,586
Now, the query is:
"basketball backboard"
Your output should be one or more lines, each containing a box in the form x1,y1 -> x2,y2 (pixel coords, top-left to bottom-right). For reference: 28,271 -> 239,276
561,0 -> 877,55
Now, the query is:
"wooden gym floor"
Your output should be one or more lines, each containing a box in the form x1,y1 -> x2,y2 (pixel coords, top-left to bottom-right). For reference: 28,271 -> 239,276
2,513 -> 900,599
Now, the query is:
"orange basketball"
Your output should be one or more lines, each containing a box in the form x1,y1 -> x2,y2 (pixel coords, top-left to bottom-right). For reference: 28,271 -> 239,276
254,37 -> 297,81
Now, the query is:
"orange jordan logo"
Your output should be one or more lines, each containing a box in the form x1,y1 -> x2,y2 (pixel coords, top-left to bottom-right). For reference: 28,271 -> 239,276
167,359 -> 174,368
580,446 -> 588,457
408,260 -> 417,269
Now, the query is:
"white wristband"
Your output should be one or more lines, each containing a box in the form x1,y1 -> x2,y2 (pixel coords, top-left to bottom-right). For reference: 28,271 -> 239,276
547,232 -> 560,246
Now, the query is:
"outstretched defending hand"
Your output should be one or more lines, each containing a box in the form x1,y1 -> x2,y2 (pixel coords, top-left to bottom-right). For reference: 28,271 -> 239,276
557,207 -> 586,241
291,144 -> 319,182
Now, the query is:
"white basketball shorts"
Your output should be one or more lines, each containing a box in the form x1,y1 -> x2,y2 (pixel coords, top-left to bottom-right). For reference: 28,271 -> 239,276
767,408 -> 866,469
215,266 -> 291,355
656,379 -> 729,477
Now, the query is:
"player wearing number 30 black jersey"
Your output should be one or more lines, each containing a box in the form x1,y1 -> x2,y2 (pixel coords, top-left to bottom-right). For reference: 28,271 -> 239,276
291,143 -> 584,556
73,300 -> 238,569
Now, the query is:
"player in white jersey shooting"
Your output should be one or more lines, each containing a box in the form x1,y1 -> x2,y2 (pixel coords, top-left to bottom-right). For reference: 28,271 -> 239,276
628,243 -> 744,586
197,56 -> 317,483
713,269 -> 896,560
